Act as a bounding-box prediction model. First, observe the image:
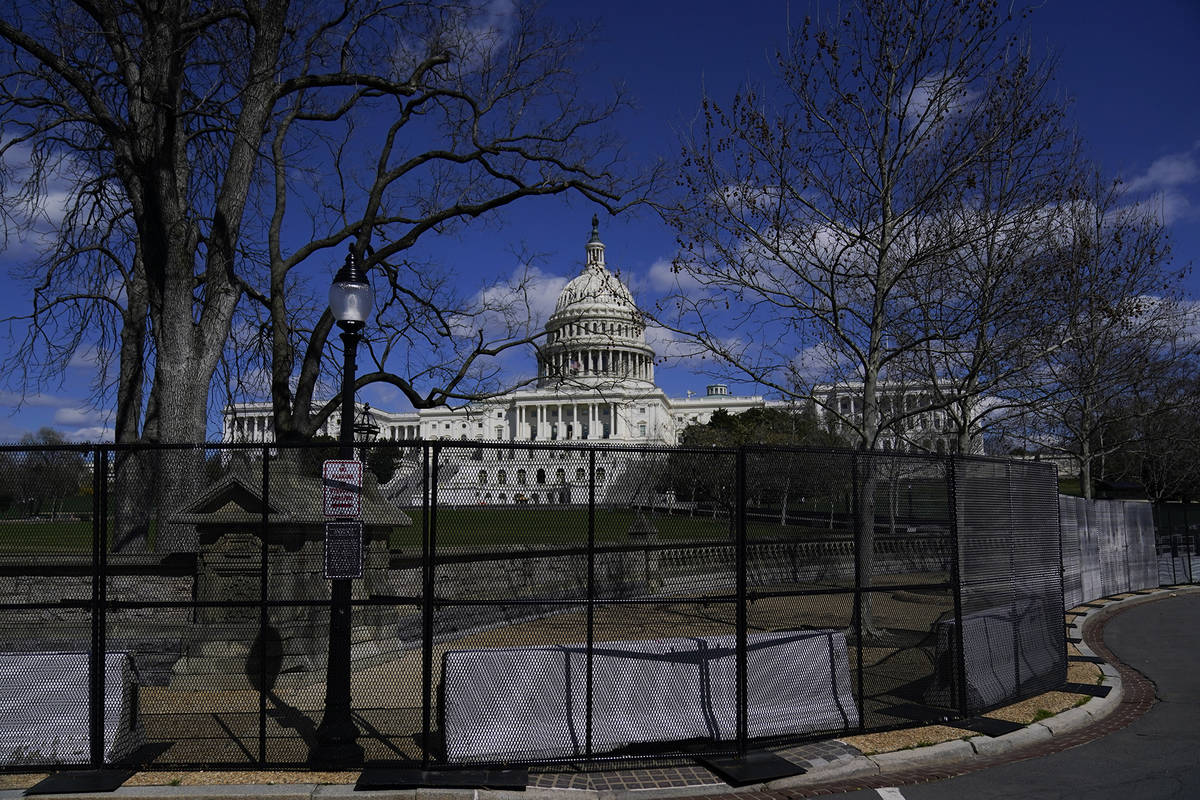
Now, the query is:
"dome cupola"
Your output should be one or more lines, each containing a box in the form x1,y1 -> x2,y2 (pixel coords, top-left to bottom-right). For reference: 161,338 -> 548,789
537,216 -> 655,389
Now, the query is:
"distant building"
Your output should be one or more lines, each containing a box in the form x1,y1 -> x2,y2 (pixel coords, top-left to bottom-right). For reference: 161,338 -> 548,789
224,219 -> 984,503
224,218 -> 764,452
225,218 -> 766,504
813,382 -> 985,454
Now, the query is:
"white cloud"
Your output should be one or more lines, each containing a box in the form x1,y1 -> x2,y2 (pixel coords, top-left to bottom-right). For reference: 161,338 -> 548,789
791,342 -> 857,386
904,73 -> 980,136
643,324 -> 705,364
64,424 -> 113,442
0,139 -> 95,253
67,346 -> 105,370
1120,145 -> 1200,225
391,0 -> 516,78
644,257 -> 704,293
469,263 -> 567,335
1155,189 -> 1194,225
52,406 -> 108,427
0,390 -> 77,409
1126,149 -> 1200,194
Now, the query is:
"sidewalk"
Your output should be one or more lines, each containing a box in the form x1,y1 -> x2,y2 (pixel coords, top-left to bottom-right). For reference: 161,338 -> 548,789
2,587 -> 1186,800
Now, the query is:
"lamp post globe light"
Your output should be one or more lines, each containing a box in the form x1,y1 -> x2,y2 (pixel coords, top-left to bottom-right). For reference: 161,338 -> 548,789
311,244 -> 373,766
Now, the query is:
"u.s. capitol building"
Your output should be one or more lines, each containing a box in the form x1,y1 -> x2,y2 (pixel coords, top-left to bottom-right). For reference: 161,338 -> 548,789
224,218 -> 978,504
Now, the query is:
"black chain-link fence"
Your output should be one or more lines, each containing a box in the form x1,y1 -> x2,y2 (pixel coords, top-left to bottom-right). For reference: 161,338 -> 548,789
0,442 -> 1064,771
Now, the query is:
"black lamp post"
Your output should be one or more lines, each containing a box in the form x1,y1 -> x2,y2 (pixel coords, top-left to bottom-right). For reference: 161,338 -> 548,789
311,244 -> 373,766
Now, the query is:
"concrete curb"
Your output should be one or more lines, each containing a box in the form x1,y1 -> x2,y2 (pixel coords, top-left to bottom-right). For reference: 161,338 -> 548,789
8,588 -> 1190,800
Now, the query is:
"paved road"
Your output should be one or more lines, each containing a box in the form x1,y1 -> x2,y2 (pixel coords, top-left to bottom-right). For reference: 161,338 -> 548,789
835,592 -> 1200,800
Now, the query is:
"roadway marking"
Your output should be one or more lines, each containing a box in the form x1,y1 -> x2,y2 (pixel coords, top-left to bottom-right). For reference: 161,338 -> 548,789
876,789 -> 906,800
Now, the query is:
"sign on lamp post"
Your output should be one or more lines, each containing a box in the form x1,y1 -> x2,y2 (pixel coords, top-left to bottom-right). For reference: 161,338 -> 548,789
322,459 -> 364,580
322,459 -> 363,518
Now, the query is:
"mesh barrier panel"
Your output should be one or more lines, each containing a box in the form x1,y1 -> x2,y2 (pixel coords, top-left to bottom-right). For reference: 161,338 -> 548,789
1062,496 -> 1161,603
1125,503 -> 1158,590
0,442 -> 1081,770
0,447 -> 98,767
1060,497 -> 1084,610
953,459 -> 1064,714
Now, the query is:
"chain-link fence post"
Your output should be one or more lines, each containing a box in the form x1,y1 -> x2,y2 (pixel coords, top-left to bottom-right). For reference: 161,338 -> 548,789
735,446 -> 748,756
586,447 -> 596,761
258,445 -> 270,764
851,449 -> 864,730
421,442 -> 437,768
946,455 -> 969,716
88,446 -> 108,767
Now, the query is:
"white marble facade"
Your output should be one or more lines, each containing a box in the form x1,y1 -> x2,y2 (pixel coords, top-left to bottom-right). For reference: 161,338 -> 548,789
224,220 -> 980,505
224,219 -> 766,452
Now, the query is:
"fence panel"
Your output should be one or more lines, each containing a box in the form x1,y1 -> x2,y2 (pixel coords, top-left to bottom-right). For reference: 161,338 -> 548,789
0,446 -> 103,768
0,441 -> 1072,771
429,442 -> 593,765
953,458 -> 1064,715
1064,497 -> 1160,602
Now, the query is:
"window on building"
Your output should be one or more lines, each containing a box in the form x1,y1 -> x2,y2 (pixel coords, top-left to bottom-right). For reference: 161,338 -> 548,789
497,470 -> 507,485
517,469 -> 527,485
478,470 -> 487,485
575,467 -> 585,481
555,468 -> 566,483
536,468 -> 546,485
495,426 -> 504,440
638,422 -> 647,436
596,467 -> 605,483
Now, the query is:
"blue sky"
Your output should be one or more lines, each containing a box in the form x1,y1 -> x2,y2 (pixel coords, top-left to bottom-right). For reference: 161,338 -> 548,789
1,0 -> 1197,442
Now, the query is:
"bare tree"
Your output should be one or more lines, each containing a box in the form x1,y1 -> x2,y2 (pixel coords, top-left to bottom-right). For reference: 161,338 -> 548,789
248,3 -> 655,443
1100,371 -> 1200,502
15,428 -> 86,519
1023,173 -> 1188,499
0,1 -> 652,550
888,75 -> 1083,454
657,0 -> 1068,636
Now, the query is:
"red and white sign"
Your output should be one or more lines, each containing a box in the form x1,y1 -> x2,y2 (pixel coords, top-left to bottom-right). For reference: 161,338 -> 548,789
322,459 -> 363,518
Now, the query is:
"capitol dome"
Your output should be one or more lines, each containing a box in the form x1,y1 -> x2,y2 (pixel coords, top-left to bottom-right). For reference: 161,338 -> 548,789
554,254 -> 637,314
537,216 -> 655,389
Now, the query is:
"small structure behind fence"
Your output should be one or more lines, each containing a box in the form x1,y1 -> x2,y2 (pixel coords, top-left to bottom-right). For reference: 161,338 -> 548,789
0,442 -> 1064,771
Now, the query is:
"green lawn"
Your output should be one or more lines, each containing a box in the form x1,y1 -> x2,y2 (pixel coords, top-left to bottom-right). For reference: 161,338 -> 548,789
0,506 -> 909,554
388,506 -> 739,549
0,519 -> 95,553
386,506 -> 867,549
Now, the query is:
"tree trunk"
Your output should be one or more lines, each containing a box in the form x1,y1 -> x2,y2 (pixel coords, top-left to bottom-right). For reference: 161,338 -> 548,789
111,265 -> 152,554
